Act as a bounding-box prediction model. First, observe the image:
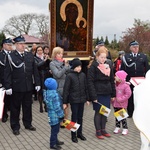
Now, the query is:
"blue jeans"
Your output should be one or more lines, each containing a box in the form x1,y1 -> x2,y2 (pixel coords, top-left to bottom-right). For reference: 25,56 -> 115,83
50,123 -> 60,147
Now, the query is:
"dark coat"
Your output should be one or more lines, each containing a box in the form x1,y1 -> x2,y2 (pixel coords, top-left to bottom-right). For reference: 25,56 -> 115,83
4,50 -> 40,92
34,56 -> 52,89
121,52 -> 149,81
0,50 -> 8,85
63,70 -> 88,104
87,60 -> 116,101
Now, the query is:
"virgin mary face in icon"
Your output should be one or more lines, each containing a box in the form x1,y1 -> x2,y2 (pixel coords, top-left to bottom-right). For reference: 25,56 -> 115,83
65,3 -> 78,24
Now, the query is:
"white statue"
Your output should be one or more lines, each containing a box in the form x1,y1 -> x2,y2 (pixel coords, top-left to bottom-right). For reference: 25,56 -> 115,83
133,70 -> 150,150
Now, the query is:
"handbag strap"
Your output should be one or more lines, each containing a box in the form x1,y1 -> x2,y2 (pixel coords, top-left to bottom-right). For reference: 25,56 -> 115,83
95,101 -> 102,106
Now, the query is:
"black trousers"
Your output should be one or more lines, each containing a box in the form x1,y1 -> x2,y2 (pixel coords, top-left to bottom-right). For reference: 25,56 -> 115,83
70,103 -> 84,136
2,95 -> 11,119
10,91 -> 33,131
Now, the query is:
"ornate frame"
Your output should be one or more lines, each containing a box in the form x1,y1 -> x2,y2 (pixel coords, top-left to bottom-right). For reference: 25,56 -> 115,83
49,0 -> 94,58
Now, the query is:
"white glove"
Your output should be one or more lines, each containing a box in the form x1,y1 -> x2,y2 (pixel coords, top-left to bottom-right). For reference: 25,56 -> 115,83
6,89 -> 12,95
0,87 -> 5,90
35,86 -> 41,92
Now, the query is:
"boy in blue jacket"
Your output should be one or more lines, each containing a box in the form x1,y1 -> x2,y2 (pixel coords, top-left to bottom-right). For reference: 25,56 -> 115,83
44,78 -> 64,150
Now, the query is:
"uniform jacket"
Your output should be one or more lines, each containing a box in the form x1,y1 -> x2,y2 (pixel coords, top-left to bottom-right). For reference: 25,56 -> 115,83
4,50 -> 40,92
0,50 -> 8,85
50,59 -> 70,96
43,90 -> 64,126
87,60 -> 116,101
112,81 -> 132,108
121,52 -> 149,81
63,70 -> 88,104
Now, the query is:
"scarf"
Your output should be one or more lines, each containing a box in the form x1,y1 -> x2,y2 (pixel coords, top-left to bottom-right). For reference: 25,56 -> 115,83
55,57 -> 64,62
36,53 -> 44,60
97,63 -> 110,76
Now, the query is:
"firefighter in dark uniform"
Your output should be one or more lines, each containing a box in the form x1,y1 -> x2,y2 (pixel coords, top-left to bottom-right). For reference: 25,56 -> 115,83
4,35 -> 41,135
0,38 -> 13,122
120,41 -> 149,118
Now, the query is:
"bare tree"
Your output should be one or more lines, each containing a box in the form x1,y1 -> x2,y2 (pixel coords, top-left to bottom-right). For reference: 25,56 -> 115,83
3,14 -> 35,37
2,13 -> 49,38
34,14 -> 49,37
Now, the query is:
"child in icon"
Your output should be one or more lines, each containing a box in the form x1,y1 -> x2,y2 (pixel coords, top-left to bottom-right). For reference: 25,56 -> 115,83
63,58 -> 89,143
43,78 -> 64,150
112,70 -> 131,135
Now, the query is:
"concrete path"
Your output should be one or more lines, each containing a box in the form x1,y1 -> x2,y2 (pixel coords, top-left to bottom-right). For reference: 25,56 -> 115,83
0,100 -> 141,150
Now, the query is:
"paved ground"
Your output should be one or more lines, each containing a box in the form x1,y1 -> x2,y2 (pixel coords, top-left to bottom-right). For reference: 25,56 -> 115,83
0,100 -> 141,150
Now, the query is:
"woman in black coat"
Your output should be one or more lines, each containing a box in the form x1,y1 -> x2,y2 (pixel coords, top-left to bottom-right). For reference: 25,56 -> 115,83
87,46 -> 116,139
34,46 -> 52,112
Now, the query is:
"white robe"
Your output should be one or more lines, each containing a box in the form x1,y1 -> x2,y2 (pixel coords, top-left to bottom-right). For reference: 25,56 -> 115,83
133,70 -> 150,150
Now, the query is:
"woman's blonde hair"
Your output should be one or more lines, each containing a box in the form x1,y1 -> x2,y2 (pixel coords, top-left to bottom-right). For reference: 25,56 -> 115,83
96,46 -> 108,57
51,47 -> 64,60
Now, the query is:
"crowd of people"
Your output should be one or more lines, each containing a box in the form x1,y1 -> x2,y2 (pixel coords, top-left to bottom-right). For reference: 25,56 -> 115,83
0,36 -> 149,150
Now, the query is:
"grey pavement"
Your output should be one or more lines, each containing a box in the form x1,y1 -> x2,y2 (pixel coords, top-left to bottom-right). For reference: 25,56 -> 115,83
0,100 -> 141,150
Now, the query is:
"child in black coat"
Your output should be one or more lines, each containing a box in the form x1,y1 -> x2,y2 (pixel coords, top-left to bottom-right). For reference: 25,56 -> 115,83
63,58 -> 89,143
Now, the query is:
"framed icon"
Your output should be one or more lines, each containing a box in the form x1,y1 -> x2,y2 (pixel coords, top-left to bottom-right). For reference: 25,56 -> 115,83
49,0 -> 94,57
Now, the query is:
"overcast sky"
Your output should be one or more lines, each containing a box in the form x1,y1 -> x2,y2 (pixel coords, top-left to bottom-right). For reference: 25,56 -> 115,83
0,0 -> 150,41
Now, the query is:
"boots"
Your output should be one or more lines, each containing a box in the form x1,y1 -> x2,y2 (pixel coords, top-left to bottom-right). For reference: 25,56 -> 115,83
71,132 -> 78,143
77,133 -> 86,140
